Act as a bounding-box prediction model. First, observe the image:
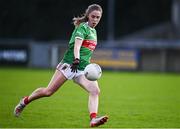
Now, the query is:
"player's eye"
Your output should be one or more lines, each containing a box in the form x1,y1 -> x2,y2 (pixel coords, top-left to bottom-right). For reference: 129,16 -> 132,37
91,15 -> 96,18
91,15 -> 100,19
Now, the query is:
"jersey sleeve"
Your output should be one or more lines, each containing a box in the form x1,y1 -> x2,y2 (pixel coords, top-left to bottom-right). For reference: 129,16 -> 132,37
74,24 -> 86,40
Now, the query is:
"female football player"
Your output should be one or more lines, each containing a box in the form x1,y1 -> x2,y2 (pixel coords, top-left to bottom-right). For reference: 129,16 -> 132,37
14,4 -> 108,127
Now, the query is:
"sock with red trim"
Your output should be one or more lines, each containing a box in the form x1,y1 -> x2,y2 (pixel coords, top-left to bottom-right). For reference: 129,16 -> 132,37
90,112 -> 97,119
23,96 -> 29,105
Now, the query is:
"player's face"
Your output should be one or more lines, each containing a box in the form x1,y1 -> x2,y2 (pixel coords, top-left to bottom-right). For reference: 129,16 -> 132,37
88,10 -> 102,28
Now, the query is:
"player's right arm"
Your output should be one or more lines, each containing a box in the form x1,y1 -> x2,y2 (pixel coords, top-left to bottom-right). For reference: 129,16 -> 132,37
74,37 -> 83,59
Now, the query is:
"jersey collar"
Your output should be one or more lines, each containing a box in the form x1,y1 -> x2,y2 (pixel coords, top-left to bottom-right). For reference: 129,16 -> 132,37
86,22 -> 95,30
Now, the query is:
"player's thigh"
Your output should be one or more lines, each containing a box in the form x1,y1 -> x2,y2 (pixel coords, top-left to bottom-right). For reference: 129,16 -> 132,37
74,75 -> 100,93
47,69 -> 67,92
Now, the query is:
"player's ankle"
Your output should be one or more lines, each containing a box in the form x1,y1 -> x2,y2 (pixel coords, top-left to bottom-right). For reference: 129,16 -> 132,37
23,96 -> 29,105
90,112 -> 97,119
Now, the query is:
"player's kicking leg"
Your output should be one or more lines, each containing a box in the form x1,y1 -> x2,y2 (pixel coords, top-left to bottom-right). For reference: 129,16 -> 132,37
14,96 -> 29,117
90,115 -> 108,127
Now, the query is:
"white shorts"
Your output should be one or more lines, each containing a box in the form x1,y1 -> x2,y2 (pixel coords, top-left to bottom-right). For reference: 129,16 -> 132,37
56,63 -> 84,80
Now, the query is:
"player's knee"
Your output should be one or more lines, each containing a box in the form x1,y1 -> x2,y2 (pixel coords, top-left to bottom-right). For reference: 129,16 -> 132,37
43,88 -> 54,97
90,87 -> 100,96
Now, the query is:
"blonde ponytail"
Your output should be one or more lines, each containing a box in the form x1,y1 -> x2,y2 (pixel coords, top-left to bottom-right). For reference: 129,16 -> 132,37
73,15 -> 88,26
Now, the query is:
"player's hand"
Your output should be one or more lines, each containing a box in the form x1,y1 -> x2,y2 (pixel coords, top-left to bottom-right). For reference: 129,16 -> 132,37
71,58 -> 80,73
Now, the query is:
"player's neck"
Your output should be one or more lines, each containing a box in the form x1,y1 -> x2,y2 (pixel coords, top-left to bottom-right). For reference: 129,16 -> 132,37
86,22 -> 95,30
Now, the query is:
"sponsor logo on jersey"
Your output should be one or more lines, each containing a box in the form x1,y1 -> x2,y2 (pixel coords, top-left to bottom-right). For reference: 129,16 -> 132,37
82,40 -> 97,51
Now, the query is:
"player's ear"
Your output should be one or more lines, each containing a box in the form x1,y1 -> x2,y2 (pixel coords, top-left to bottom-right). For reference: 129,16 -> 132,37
87,16 -> 89,20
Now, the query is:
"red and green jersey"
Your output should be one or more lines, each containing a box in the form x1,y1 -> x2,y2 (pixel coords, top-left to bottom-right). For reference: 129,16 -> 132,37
62,22 -> 97,70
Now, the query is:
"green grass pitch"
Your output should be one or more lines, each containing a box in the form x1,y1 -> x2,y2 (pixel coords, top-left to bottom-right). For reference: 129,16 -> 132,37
0,67 -> 180,128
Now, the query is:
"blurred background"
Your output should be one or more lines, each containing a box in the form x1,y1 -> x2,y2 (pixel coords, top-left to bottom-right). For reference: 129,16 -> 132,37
0,0 -> 180,72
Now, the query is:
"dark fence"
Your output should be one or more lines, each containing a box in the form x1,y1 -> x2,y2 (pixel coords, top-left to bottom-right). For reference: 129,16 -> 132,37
0,39 -> 180,73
